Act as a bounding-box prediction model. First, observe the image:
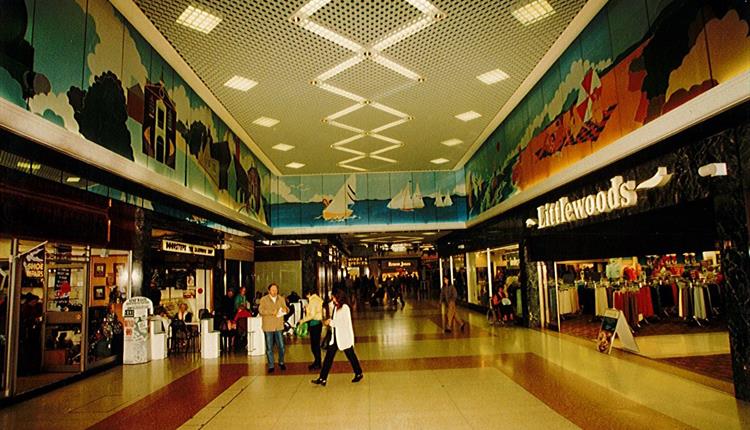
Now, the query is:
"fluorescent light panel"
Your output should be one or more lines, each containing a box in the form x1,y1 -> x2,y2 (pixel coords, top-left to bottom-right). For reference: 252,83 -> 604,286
16,161 -> 40,170
455,111 -> 482,122
318,83 -> 366,103
327,121 -> 365,133
477,69 -> 510,85
272,143 -> 294,151
370,144 -> 403,155
372,16 -> 433,51
224,75 -> 257,91
332,134 -> 365,147
405,0 -> 439,15
370,133 -> 402,145
253,116 -> 279,127
301,20 -> 362,52
339,163 -> 367,172
286,162 -> 305,169
316,56 -> 363,82
297,0 -> 334,18
370,155 -> 397,163
441,138 -> 463,147
66,176 -> 81,183
326,103 -> 365,120
176,5 -> 222,34
430,158 -> 450,164
372,54 -> 421,81
511,0 -> 555,25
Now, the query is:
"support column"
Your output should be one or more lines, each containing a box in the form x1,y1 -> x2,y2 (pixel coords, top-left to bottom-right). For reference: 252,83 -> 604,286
520,240 -> 541,328
715,123 -> 750,401
130,207 -> 151,298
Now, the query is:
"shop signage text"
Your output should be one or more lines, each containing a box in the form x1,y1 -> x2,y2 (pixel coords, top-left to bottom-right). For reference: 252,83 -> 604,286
536,176 -> 638,229
386,261 -> 413,268
22,246 -> 45,278
346,257 -> 368,266
161,240 -> 215,257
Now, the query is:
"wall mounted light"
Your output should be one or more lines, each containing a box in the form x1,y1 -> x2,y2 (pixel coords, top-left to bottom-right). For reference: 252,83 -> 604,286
698,162 -> 727,177
525,218 -> 538,228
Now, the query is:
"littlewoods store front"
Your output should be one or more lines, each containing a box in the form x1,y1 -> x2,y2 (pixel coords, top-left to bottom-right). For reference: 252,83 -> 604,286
518,110 -> 750,397
534,175 -> 639,229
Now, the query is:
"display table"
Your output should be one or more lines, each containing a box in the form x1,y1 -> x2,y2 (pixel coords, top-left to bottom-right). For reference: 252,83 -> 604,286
200,319 -> 220,359
247,317 -> 265,356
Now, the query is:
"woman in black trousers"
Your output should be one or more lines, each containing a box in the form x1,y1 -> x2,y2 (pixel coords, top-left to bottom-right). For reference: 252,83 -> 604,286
312,289 -> 363,386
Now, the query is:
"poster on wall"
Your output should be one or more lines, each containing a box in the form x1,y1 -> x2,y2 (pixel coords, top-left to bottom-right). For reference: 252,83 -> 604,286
123,296 -> 153,364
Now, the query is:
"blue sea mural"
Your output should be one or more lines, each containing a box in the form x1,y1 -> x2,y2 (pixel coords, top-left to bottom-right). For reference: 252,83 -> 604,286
271,170 -> 467,228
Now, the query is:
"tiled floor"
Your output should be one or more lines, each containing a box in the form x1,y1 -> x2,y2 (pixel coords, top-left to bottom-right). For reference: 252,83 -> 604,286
1,301 -> 748,430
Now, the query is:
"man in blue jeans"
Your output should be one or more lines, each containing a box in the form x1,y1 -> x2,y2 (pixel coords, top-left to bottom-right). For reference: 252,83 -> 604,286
258,283 -> 288,373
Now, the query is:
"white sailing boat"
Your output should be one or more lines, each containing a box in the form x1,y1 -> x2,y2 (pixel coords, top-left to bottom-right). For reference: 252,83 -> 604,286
413,183 -> 424,209
322,176 -> 357,220
433,189 -> 454,208
387,181 -> 424,211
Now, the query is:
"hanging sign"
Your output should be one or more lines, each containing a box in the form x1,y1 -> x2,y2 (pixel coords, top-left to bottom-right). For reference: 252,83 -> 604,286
21,245 -> 45,278
161,239 -> 215,257
123,296 -> 153,364
597,308 -> 639,354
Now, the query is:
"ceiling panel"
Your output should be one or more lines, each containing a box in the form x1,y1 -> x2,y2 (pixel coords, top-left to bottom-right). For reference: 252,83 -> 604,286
133,0 -> 588,174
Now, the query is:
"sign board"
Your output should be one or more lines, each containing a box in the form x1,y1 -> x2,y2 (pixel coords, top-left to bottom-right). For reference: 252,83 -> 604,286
346,257 -> 368,266
386,261 -> 414,268
597,309 -> 640,354
21,245 -> 45,278
537,176 -> 637,229
161,239 -> 215,257
123,296 -> 153,364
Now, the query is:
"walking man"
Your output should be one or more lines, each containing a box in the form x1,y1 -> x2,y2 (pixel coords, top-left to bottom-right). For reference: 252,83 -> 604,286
259,283 -> 288,373
440,276 -> 465,333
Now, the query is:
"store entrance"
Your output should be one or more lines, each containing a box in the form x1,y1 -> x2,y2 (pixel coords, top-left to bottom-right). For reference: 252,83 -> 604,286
531,200 -> 732,384
16,242 -> 86,394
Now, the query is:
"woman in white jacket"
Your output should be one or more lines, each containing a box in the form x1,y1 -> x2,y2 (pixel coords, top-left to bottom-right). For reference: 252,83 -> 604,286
311,289 -> 363,386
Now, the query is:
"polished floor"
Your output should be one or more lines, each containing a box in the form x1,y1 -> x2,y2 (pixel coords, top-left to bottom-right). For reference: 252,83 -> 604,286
1,301 -> 749,430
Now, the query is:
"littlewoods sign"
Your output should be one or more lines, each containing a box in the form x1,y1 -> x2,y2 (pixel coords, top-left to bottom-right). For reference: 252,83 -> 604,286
536,176 -> 638,229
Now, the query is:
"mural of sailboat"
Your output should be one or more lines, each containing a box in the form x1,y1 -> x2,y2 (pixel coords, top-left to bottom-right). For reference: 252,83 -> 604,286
388,181 -> 424,211
433,190 -> 454,208
322,175 -> 357,221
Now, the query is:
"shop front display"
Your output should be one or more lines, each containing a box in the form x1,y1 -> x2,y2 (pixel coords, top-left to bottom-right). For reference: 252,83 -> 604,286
6,239 -> 132,396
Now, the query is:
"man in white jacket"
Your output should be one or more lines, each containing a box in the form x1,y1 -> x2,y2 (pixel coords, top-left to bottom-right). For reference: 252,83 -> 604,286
311,289 -> 363,386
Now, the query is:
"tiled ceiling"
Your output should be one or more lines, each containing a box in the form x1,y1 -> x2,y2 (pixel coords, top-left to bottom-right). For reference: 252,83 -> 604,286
133,0 -> 588,174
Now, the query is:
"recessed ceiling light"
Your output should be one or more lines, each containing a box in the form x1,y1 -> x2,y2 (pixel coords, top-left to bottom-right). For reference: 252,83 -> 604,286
441,138 -> 463,147
455,111 -> 481,122
286,162 -> 305,169
176,5 -> 222,34
253,116 -> 279,127
477,69 -> 510,85
511,0 -> 556,25
66,177 -> 81,183
430,158 -> 450,165
224,75 -> 257,91
272,143 -> 295,152
422,232 -> 436,235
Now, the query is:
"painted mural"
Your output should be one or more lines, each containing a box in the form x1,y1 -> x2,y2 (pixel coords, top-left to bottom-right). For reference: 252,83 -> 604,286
0,0 -> 271,226
271,171 -> 466,228
466,0 -> 750,218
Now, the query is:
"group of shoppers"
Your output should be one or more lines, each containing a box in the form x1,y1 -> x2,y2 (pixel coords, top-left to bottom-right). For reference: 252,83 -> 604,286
258,283 -> 363,386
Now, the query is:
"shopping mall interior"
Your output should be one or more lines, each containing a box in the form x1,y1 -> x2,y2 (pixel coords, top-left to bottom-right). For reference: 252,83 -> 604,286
1,0 -> 749,428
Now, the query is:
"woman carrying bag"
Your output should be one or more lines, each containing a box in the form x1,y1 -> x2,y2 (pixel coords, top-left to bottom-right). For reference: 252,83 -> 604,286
311,289 -> 363,387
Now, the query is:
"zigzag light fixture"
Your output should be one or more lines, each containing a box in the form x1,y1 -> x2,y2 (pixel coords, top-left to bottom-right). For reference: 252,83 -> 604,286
291,0 -> 445,171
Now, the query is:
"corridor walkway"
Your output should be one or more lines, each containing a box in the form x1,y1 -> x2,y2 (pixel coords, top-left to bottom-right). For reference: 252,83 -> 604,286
1,301 -> 748,429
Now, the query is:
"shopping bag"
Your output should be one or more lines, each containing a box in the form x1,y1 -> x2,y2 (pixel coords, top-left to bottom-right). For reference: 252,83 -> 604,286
295,321 -> 309,337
